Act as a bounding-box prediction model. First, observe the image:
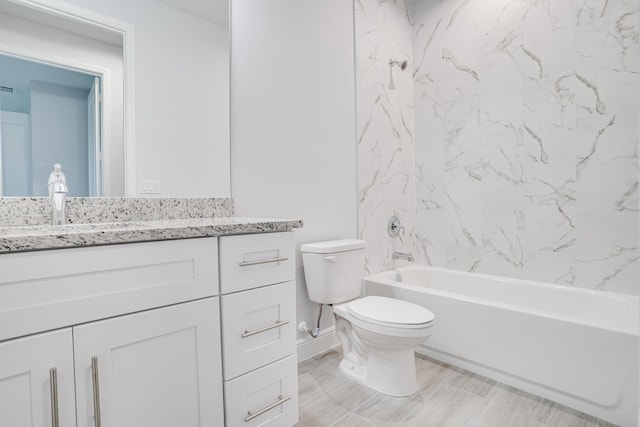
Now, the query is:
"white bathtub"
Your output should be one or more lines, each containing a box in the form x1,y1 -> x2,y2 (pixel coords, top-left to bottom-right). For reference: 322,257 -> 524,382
364,265 -> 639,426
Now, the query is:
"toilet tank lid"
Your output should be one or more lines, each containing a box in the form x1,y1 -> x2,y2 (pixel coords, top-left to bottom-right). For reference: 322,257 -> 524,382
300,239 -> 366,254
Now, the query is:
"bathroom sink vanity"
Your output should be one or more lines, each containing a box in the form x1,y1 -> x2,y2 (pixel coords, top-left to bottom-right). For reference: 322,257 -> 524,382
0,198 -> 302,427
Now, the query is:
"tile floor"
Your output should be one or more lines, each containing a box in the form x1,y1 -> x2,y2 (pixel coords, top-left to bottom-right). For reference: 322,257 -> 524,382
296,348 -> 618,427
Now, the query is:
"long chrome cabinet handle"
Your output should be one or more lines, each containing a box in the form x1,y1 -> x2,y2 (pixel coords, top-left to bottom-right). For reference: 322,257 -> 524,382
91,356 -> 102,427
241,320 -> 290,338
49,368 -> 59,427
244,395 -> 291,422
238,256 -> 288,267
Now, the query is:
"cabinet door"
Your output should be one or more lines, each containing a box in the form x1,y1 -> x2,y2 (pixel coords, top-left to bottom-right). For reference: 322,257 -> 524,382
0,329 -> 76,427
73,298 -> 223,427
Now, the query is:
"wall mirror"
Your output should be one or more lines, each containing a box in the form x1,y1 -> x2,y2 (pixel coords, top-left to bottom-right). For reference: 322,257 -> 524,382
0,0 -> 230,198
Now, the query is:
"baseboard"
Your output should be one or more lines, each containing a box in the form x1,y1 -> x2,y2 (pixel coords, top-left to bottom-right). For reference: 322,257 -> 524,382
296,326 -> 339,362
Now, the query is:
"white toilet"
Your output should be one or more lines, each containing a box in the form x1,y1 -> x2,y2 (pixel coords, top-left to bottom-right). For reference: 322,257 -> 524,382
300,239 -> 435,397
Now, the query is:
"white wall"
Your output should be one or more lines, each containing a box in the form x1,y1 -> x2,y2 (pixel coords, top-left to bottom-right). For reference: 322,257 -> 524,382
231,0 -> 358,340
23,0 -> 230,197
30,81 -> 88,196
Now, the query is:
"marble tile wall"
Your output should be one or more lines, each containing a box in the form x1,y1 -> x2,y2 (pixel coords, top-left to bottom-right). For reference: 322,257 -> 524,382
413,0 -> 640,294
356,0 -> 416,275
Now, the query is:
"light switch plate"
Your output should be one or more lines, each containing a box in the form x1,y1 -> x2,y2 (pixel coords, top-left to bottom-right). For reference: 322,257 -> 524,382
139,179 -> 160,194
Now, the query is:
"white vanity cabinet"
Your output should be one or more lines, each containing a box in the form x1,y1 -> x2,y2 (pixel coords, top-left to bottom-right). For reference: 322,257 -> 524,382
0,229 -> 299,427
219,232 -> 298,427
0,329 -> 76,427
0,300 -> 223,427
0,237 -> 224,427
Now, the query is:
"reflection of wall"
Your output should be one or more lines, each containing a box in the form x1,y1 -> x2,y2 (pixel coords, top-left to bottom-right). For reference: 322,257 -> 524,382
355,0 -> 414,275
59,0 -> 230,197
413,0 -> 639,295
31,81 -> 88,196
231,0 -> 358,340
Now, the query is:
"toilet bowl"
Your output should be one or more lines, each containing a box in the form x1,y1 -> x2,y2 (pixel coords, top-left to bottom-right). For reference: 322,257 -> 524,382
300,239 -> 436,397
333,296 -> 434,396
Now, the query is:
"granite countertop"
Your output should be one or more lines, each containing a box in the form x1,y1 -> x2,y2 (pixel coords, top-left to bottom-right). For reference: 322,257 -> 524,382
0,217 -> 303,253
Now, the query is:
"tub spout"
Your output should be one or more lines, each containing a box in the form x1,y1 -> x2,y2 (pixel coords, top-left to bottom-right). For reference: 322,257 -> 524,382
392,251 -> 414,262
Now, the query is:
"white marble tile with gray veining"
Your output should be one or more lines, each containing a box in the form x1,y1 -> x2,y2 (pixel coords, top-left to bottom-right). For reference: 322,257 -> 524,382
356,0 -> 415,275
410,0 -> 639,294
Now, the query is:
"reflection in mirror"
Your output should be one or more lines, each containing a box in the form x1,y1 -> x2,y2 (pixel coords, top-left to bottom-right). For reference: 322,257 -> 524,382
0,0 -> 125,196
0,0 -> 231,198
0,53 -> 102,197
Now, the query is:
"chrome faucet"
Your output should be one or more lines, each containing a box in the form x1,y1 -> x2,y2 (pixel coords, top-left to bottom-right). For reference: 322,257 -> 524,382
48,163 -> 68,225
392,251 -> 414,262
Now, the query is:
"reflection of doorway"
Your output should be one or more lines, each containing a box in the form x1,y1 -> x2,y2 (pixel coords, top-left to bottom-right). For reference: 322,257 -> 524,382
0,111 -> 30,196
0,53 -> 101,197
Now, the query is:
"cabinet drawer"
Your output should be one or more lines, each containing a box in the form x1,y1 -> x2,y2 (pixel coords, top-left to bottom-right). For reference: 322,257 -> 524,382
219,232 -> 294,293
224,355 -> 298,427
0,237 -> 219,341
221,281 -> 296,379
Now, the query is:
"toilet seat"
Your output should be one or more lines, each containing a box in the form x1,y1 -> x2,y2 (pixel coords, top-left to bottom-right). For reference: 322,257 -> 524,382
344,296 -> 434,329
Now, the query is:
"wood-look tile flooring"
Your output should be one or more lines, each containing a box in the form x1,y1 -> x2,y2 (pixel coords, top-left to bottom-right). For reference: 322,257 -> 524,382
296,348 -> 618,427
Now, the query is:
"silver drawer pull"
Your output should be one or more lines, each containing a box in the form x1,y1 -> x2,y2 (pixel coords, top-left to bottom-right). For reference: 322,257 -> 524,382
244,395 -> 291,422
91,356 -> 102,427
239,256 -> 288,267
241,320 -> 289,338
49,368 -> 59,427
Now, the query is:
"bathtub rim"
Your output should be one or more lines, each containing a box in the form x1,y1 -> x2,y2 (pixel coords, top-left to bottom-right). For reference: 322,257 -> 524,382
364,264 -> 640,337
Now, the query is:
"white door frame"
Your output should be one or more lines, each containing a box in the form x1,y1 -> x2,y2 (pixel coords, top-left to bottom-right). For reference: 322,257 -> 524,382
87,76 -> 102,196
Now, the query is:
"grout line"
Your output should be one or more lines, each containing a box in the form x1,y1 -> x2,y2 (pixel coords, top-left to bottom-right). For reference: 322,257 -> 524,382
329,412 -> 349,426
530,397 -> 550,427
394,397 -> 425,426
446,374 -> 497,399
330,394 -> 378,427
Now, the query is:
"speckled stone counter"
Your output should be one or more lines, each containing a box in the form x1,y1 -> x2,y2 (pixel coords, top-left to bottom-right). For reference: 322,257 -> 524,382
0,217 -> 303,253
0,198 -> 303,253
0,197 -> 235,226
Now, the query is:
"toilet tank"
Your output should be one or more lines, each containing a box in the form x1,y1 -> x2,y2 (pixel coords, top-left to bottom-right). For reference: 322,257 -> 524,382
300,239 -> 366,304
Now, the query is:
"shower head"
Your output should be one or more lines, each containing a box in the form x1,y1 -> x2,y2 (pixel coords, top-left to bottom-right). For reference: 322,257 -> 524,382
388,59 -> 408,90
389,59 -> 408,71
